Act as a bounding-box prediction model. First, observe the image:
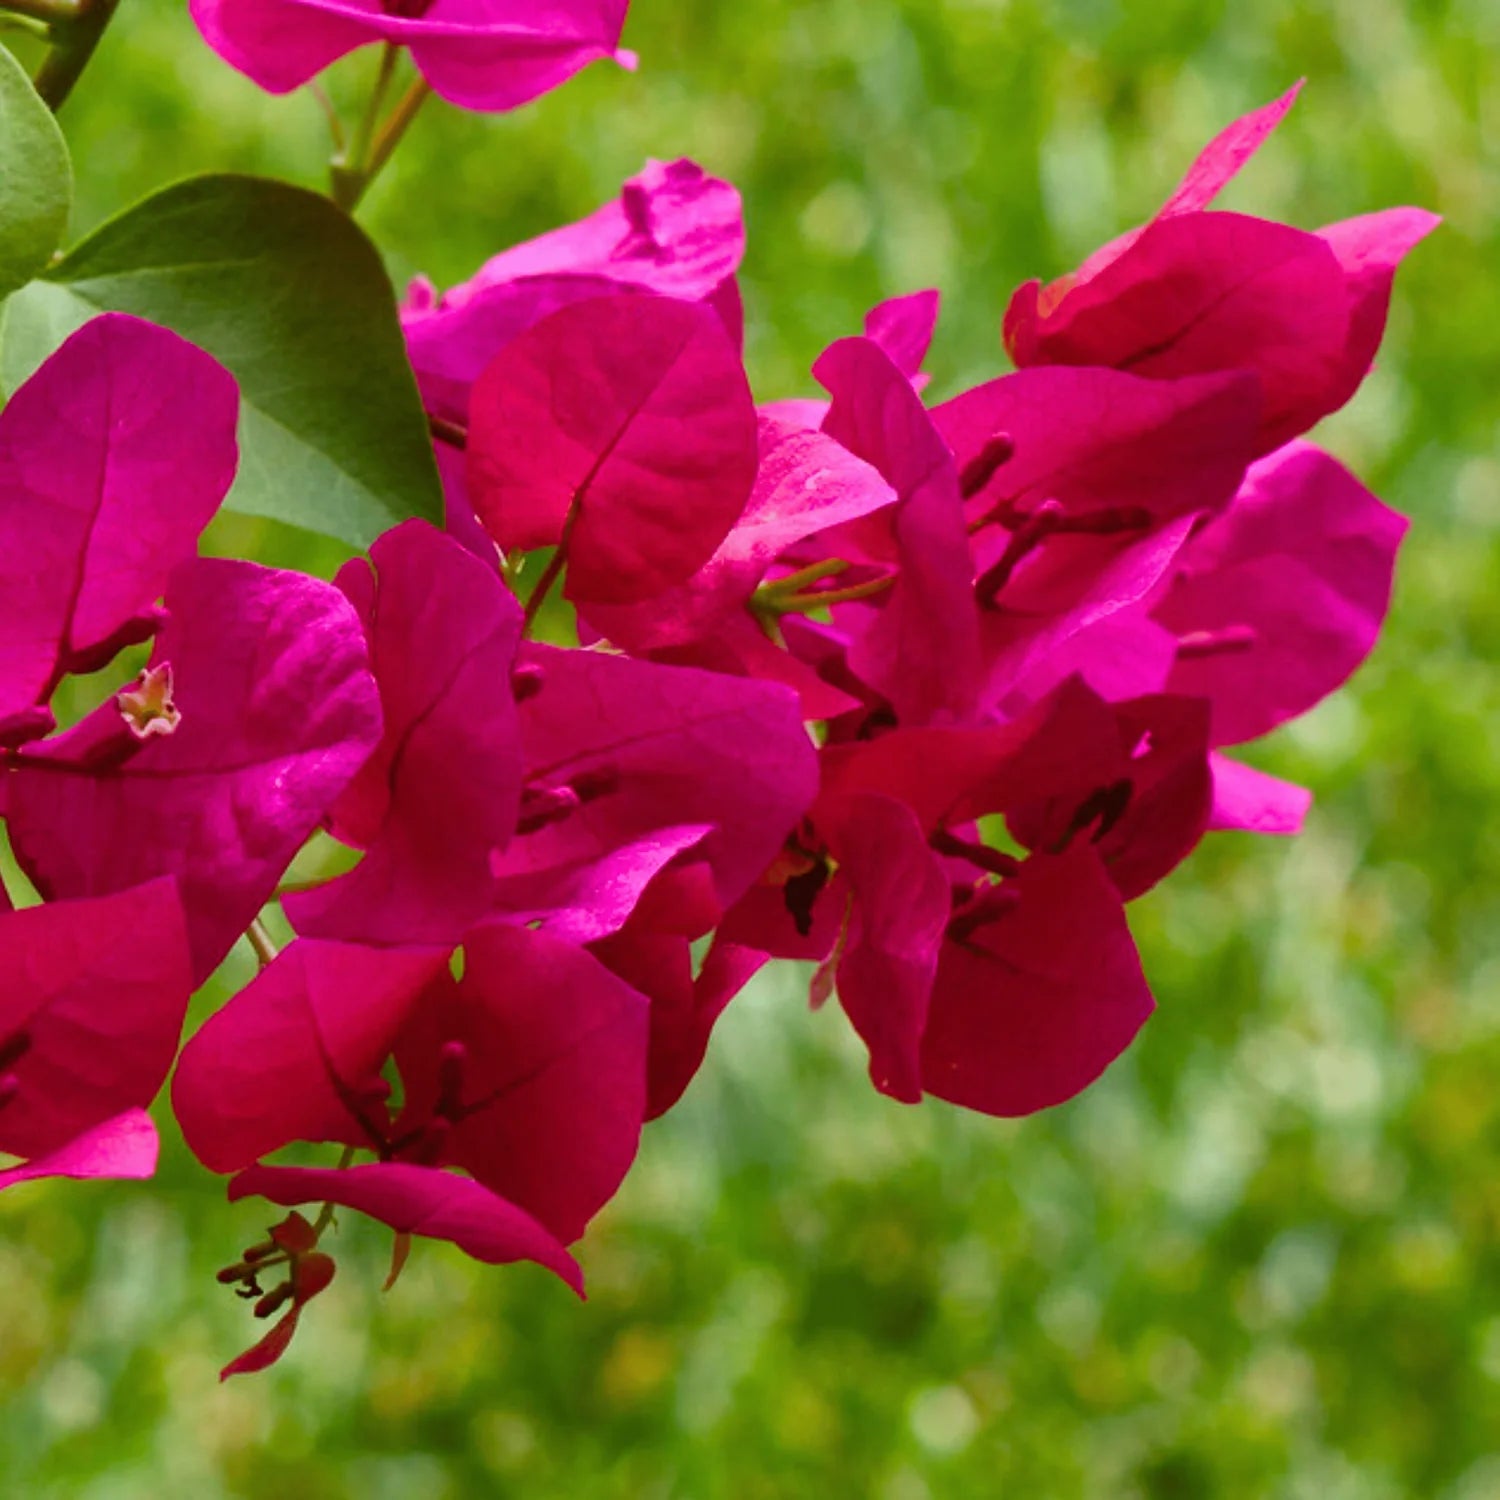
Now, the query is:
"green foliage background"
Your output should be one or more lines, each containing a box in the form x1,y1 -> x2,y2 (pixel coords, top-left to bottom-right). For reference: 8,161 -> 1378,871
3,1 -> 1498,1495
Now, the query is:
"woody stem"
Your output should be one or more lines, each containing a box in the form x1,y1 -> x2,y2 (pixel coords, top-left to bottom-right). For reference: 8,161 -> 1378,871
30,0 -> 117,110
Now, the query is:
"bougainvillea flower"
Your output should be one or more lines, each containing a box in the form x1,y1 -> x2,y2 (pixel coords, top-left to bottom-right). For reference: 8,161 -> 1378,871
285,522 -> 523,946
173,940 -> 450,1172
919,849 -> 1153,1116
218,1210 -> 338,1379
7,558 -> 382,981
391,919 -> 648,1243
1151,441 -> 1407,746
231,1163 -> 583,1287
177,921 -> 649,1246
492,644 -> 819,931
1007,692 -> 1213,901
405,159 -> 743,421
191,0 -> 633,113
0,880 -> 191,1163
0,314 -> 237,740
809,790 -> 951,1102
1003,91 -> 1438,451
814,336 -> 982,726
731,680 -> 1208,1110
581,416 -> 895,663
933,366 -> 1259,534
0,1109 -> 159,1194
467,293 -> 759,605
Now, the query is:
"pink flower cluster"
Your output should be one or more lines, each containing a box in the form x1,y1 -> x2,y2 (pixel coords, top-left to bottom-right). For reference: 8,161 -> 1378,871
0,88 -> 1433,1377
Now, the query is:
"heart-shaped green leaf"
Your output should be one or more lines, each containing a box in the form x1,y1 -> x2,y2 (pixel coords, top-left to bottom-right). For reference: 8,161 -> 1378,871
0,44 -> 71,300
1,174 -> 442,548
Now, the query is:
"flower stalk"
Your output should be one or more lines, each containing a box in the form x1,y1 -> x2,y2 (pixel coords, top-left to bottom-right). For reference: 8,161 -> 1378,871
27,0 -> 118,110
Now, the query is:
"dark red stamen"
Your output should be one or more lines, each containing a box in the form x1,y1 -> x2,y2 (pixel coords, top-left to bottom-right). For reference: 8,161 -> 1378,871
1049,779 -> 1134,852
930,827 -> 1023,878
975,501 -> 1154,607
946,883 -> 1023,944
974,500 -> 1064,606
958,431 -> 1016,500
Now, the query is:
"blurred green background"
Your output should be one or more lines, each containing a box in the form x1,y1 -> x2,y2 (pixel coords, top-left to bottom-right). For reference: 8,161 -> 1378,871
2,0 -> 1498,1495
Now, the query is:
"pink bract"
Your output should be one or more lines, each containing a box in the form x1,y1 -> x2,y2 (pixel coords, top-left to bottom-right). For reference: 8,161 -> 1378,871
190,0 -> 633,112
405,158 -> 743,418
0,881 -> 191,1164
0,315 -> 237,742
1153,441 -> 1408,746
7,558 -> 383,981
493,644 -> 819,926
1002,89 -> 1438,452
467,293 -> 759,605
230,1161 -> 583,1289
285,521 -> 525,946
815,336 -> 982,726
0,1110 -> 160,1194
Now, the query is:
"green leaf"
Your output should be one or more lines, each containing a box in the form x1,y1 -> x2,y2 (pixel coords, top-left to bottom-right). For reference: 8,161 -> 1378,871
1,174 -> 443,548
0,43 -> 71,300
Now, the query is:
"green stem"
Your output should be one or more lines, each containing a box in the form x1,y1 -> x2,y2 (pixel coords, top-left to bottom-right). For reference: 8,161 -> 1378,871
0,13 -> 52,38
246,918 -> 279,969
31,0 -> 118,111
330,57 -> 430,214
363,75 -> 430,185
756,558 -> 850,597
2,0 -> 79,26
756,574 -> 895,617
312,1146 -> 358,1237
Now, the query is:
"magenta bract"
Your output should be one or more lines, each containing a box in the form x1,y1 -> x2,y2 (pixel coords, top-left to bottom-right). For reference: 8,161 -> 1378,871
0,1110 -> 160,1194
493,643 -> 819,927
0,881 -> 191,1165
230,1161 -> 582,1287
173,940 -> 449,1173
0,315 -> 237,741
1002,89 -> 1437,452
190,0 -> 633,112
392,919 -> 649,1244
286,521 -> 525,946
405,158 -> 743,422
815,336 -> 982,726
467,293 -> 759,605
8,558 -> 383,981
1153,442 -> 1408,746
921,849 -> 1154,1117
580,416 -> 896,666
